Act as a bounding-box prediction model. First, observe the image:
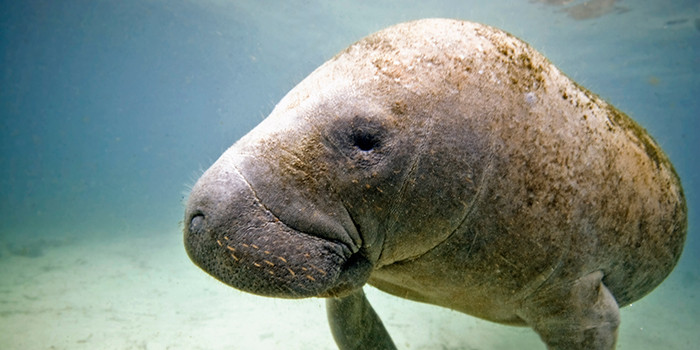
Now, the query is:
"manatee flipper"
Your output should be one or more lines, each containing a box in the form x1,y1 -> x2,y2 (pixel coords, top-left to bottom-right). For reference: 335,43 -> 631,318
519,271 -> 621,350
326,288 -> 397,350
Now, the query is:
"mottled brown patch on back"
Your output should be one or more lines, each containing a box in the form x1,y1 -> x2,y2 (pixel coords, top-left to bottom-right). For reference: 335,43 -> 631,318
604,103 -> 668,171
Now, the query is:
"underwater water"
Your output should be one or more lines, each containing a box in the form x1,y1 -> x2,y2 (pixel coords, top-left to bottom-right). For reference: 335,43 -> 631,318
1,0 -> 698,349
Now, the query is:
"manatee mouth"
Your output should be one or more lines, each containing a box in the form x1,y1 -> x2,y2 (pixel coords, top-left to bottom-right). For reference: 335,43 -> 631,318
184,166 -> 371,298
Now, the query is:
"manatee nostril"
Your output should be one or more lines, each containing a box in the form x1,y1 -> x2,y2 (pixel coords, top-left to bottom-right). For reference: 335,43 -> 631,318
189,213 -> 205,235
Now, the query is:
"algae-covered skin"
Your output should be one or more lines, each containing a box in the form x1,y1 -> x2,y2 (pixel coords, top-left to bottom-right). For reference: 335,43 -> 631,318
184,19 -> 686,350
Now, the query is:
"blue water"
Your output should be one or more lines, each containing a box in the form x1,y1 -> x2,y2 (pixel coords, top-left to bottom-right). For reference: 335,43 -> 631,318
1,1 -> 698,349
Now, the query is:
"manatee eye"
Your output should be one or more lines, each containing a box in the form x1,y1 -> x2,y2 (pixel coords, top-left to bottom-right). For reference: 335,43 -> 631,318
352,130 -> 380,152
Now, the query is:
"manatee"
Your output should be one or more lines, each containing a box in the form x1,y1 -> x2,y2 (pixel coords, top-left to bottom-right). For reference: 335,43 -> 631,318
183,18 -> 687,349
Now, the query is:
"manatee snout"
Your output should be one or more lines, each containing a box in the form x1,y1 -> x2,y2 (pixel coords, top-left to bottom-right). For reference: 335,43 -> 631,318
184,162 -> 372,298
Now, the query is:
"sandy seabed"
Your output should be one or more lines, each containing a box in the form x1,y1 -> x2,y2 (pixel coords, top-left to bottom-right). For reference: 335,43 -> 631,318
0,229 -> 697,350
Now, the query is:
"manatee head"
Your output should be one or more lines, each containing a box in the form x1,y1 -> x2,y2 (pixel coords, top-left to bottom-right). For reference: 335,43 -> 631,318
184,21 -> 495,299
184,92 -> 412,298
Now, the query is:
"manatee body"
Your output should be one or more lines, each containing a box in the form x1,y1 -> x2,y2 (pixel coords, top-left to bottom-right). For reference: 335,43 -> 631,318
184,19 -> 686,349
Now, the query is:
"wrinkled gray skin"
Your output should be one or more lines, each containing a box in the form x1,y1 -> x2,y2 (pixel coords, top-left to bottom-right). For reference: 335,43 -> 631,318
184,19 -> 687,350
